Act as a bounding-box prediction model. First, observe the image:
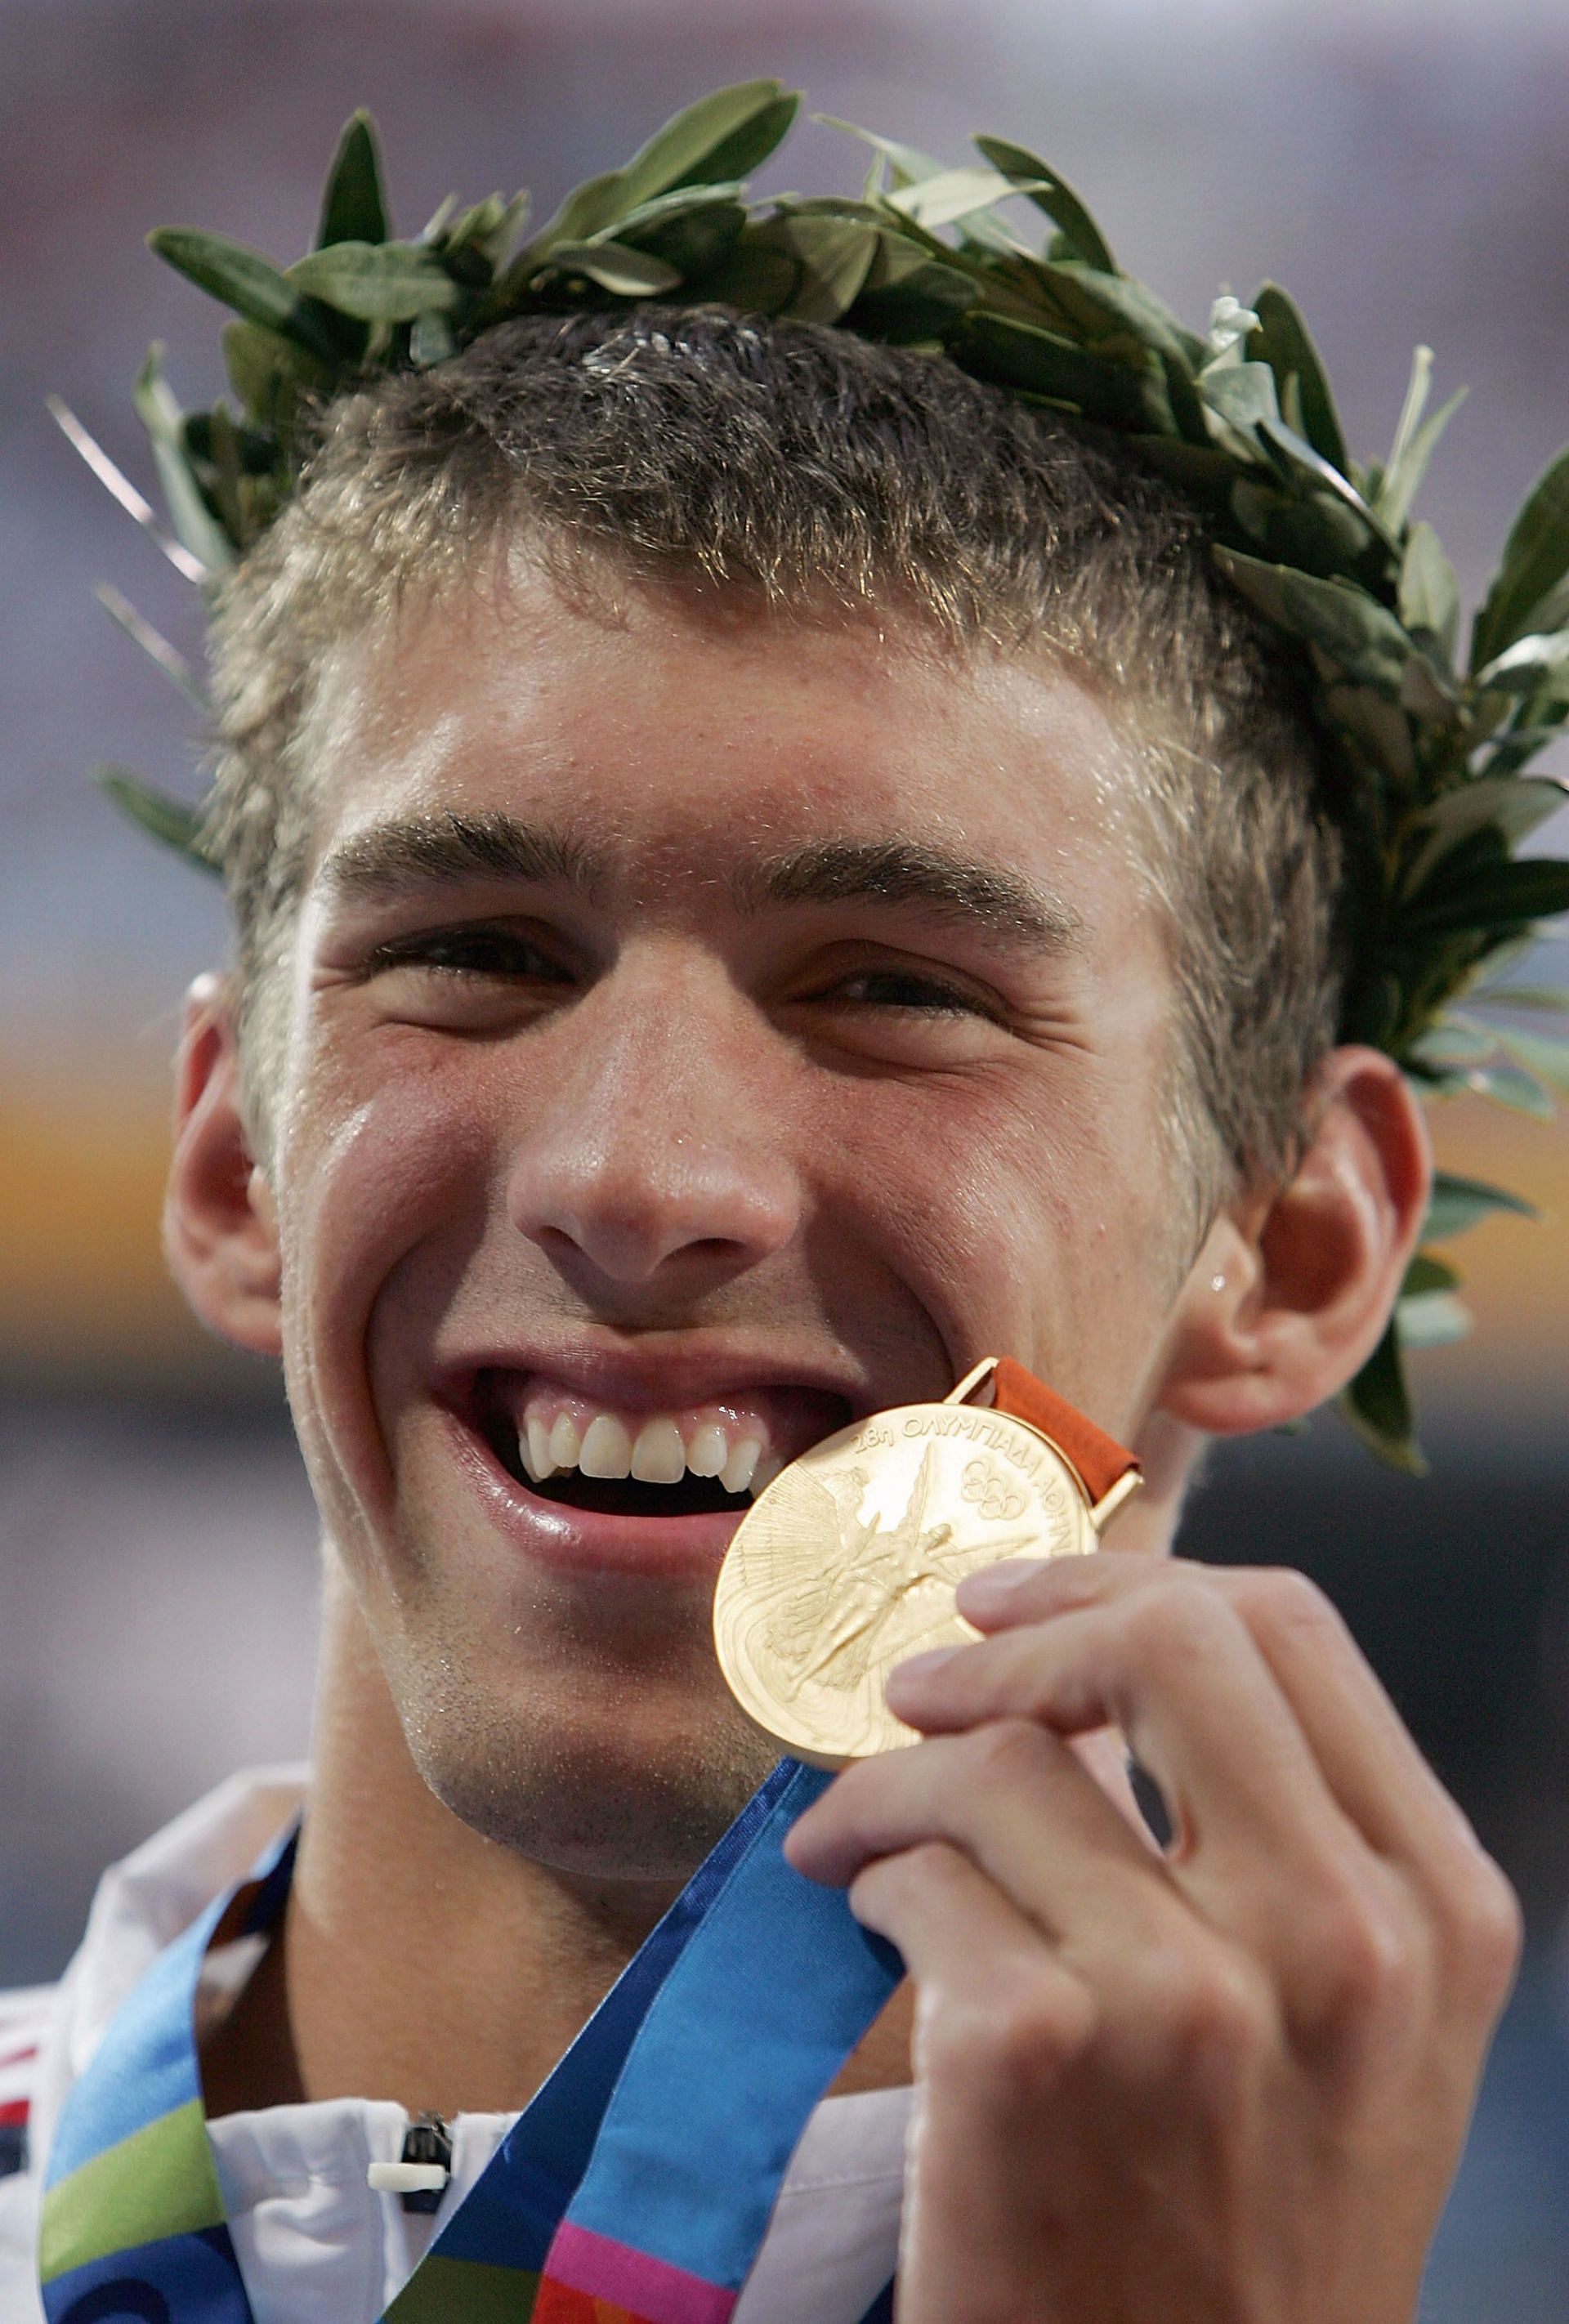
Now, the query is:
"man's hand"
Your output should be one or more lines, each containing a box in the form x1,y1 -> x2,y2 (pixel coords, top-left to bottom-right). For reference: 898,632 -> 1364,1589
784,1553 -> 1521,2324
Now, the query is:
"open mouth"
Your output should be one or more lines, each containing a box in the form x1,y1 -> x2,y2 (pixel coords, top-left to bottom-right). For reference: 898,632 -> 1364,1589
469,1369 -> 853,1524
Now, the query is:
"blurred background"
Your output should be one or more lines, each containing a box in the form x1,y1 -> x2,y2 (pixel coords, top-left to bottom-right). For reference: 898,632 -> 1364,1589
2,0 -> 1566,2310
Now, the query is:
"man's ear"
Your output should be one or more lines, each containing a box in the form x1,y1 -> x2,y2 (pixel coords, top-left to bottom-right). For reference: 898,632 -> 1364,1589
1156,1046 -> 1432,1437
163,973 -> 283,1357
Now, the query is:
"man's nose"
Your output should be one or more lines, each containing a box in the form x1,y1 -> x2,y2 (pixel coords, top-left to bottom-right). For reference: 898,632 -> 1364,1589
505,968 -> 803,1294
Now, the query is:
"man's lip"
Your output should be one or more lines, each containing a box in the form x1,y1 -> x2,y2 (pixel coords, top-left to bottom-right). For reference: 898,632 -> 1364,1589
432,1340 -> 872,1424
428,1341 -> 869,1583
441,1405 -> 764,1580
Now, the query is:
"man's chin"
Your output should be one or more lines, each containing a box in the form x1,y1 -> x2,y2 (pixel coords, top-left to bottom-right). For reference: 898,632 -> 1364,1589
400,1661 -> 777,1884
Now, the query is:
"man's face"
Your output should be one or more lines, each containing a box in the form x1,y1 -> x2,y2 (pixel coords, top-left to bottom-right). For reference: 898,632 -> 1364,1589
266,565 -> 1187,1878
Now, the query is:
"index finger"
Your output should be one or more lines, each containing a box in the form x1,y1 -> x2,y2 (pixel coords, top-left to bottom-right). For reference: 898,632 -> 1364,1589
889,1572 -> 1359,1905
954,1552 -> 1495,1882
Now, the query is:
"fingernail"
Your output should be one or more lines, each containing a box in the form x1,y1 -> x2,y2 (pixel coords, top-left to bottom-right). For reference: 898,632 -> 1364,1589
956,1558 -> 1051,1612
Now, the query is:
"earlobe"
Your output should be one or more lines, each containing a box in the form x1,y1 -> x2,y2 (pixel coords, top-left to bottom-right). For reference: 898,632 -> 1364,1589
163,974 -> 284,1357
1154,1048 -> 1432,1439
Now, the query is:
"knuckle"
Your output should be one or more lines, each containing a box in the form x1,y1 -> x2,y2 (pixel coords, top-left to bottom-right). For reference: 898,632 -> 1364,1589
1332,1906 -> 1416,2021
928,1966 -> 1095,2098
1443,1854 -> 1523,2009
1287,1879 -> 1422,2041
1236,1565 -> 1343,1642
1116,1938 -> 1268,2076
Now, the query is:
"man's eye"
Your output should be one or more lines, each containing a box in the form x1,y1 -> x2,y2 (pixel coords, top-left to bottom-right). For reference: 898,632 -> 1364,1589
367,928 -> 574,983
829,969 -> 987,1017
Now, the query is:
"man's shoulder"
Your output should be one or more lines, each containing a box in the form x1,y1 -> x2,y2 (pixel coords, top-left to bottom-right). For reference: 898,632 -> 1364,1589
0,1767 -> 309,2320
0,1770 -> 309,2174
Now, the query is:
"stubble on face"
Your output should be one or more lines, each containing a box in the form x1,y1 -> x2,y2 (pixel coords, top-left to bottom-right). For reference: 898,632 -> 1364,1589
391,1583 -> 774,1876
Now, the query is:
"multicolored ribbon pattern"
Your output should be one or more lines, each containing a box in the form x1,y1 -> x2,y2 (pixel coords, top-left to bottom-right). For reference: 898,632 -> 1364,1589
39,1761 -> 902,2324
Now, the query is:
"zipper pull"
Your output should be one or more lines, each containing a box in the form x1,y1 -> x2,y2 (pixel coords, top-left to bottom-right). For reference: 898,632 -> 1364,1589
366,2111 -> 453,2212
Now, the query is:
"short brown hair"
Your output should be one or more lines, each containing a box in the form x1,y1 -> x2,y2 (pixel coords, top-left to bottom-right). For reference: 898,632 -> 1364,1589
202,306 -> 1344,1234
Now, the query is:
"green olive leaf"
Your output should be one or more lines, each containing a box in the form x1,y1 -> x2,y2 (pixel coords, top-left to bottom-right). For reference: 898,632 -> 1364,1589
885,166 -> 1034,231
852,244 -> 977,341
1397,775 -> 1568,899
315,110 -> 390,249
1422,1170 -> 1538,1240
545,240 -> 684,296
1128,436 -> 1238,504
1339,1319 -> 1426,1474
418,194 -> 458,244
1402,1252 -> 1461,1295
287,241 -> 462,323
1477,712 -> 1569,781
1375,346 -> 1466,536
1474,627 -> 1569,702
433,193 -> 530,290
1486,1021 -> 1569,1094
199,401 -> 248,544
1464,1060 -> 1556,1116
1400,855 -> 1569,937
1398,521 -> 1460,659
410,311 -> 457,369
1247,283 -> 1348,474
132,344 -> 236,573
766,215 -> 879,324
972,136 -> 1115,272
959,309 -> 1168,430
1470,981 -> 1569,1015
691,235 -> 799,315
1201,360 -> 1283,448
618,79 -> 798,212
605,188 -> 746,279
1319,679 -> 1415,784
1030,259 -> 1203,369
96,768 -> 220,873
1397,654 -> 1461,724
1214,549 -> 1412,695
521,170 -> 629,266
1394,1289 -> 1473,1349
1254,414 -> 1390,553
149,228 -> 346,363
816,116 -> 950,198
1407,1019 -> 1497,1069
1473,443 -> 1569,671
92,584 -> 209,711
221,318 -> 331,429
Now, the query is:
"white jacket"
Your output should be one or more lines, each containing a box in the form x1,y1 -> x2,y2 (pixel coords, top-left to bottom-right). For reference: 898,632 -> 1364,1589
0,1768 -> 905,2324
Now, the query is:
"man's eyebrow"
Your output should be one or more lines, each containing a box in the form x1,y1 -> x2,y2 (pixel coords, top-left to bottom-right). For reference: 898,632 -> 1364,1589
733,839 -> 1083,950
318,811 -> 608,902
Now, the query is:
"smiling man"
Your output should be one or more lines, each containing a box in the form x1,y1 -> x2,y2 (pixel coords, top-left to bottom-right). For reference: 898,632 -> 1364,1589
8,87 -> 1568,2324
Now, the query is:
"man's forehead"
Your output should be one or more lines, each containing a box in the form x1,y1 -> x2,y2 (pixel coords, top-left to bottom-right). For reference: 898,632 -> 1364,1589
310,562 -> 1126,766
300,565 -> 1138,918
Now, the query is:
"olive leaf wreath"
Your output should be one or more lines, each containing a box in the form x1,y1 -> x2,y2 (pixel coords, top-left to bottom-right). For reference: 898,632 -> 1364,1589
55,79 -> 1569,1468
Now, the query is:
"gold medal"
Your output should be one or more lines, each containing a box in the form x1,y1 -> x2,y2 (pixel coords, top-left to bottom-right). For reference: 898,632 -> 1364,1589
713,1358 -> 1142,1767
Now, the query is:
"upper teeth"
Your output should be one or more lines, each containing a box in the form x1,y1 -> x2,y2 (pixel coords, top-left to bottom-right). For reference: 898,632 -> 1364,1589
519,1409 -> 783,1499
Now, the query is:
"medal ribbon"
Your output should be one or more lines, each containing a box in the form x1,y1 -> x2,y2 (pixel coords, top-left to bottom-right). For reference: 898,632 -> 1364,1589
38,1761 -> 901,2324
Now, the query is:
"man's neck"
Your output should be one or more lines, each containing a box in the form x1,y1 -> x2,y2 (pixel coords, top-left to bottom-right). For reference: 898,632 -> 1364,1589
200,1562 -> 912,2119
